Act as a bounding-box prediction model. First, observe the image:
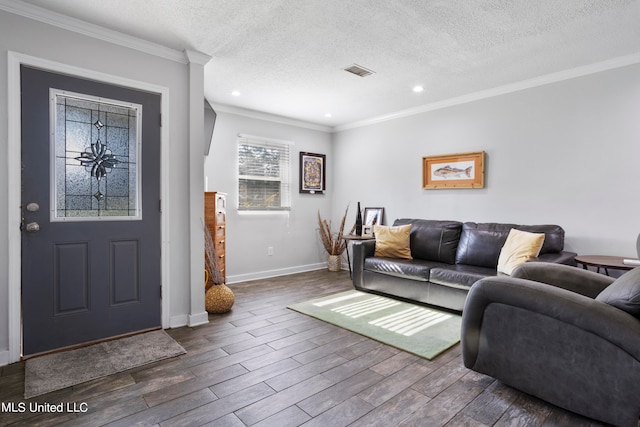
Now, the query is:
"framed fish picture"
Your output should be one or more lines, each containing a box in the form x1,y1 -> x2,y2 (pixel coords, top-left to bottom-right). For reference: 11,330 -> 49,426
299,152 -> 326,194
422,151 -> 485,189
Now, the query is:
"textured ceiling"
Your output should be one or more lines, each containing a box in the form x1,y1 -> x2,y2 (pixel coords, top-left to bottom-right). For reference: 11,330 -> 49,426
17,0 -> 640,128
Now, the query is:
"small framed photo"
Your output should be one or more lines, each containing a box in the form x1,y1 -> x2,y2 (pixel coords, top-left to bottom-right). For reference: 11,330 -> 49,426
422,151 -> 485,189
363,207 -> 384,226
362,224 -> 374,237
299,152 -> 325,194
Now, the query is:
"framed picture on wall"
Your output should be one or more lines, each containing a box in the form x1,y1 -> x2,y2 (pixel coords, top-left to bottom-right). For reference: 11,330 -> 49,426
422,151 -> 485,189
299,152 -> 326,194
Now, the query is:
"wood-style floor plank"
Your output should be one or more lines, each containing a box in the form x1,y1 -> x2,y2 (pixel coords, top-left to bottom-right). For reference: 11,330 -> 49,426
0,269 -> 626,426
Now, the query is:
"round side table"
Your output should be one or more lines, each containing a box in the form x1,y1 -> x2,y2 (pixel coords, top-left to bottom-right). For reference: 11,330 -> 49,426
575,255 -> 638,276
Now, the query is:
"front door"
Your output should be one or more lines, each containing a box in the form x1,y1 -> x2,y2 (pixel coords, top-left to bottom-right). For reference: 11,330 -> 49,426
20,66 -> 162,356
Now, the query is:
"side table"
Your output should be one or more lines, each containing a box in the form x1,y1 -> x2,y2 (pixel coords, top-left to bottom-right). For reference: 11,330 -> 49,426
575,255 -> 639,276
343,235 -> 375,279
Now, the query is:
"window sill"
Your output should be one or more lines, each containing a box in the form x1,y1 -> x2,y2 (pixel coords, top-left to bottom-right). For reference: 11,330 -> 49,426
237,210 -> 291,216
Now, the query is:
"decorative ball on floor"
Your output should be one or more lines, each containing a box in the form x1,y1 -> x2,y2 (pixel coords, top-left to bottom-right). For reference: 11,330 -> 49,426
205,284 -> 235,314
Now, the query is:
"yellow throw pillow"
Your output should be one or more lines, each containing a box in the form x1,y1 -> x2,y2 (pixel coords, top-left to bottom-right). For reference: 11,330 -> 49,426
497,229 -> 545,275
374,224 -> 412,259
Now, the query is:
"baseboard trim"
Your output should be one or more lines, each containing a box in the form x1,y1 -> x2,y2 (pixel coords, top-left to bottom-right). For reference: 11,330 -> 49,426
227,263 -> 328,284
0,350 -> 10,367
169,311 -> 209,329
188,312 -> 209,328
169,314 -> 189,329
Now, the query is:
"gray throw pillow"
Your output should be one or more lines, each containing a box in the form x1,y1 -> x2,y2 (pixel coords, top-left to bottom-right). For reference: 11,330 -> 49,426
596,267 -> 640,318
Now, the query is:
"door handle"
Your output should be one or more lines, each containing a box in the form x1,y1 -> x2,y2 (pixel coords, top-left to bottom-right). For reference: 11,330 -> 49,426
24,222 -> 40,233
22,202 -> 41,232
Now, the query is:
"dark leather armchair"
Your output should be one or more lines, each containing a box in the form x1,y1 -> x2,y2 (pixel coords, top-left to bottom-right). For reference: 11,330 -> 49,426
461,263 -> 640,426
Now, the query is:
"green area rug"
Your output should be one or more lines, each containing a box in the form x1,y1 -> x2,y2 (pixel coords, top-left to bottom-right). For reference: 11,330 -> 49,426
24,330 -> 186,399
288,290 -> 461,360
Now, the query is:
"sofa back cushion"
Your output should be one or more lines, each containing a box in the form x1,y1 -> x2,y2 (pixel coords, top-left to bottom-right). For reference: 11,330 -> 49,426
393,219 -> 462,264
596,267 -> 640,318
516,224 -> 565,254
455,223 -> 510,268
456,222 -> 566,268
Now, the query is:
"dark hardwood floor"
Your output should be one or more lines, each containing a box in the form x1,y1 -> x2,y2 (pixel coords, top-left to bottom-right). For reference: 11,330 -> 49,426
0,270 -> 615,426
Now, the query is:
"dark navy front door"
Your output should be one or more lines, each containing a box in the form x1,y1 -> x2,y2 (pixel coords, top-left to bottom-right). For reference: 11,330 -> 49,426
21,66 -> 162,356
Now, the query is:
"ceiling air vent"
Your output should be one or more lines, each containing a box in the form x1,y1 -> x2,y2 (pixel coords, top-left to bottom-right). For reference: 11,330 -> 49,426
343,64 -> 375,77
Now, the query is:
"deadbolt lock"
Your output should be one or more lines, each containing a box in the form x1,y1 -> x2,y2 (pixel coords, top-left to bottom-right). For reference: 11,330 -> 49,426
26,202 -> 40,212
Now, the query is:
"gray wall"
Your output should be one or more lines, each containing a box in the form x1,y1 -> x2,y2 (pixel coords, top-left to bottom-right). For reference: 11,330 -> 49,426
0,10 -> 198,362
332,63 -> 640,256
204,111 -> 334,282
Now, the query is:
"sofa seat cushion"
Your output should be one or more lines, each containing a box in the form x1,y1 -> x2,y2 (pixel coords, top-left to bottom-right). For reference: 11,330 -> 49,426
429,264 -> 498,289
364,257 -> 449,281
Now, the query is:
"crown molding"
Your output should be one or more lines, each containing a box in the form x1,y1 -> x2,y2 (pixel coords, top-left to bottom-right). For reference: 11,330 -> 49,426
6,0 -> 634,134
0,0 -> 187,63
211,103 -> 333,133
334,53 -> 640,132
184,50 -> 212,66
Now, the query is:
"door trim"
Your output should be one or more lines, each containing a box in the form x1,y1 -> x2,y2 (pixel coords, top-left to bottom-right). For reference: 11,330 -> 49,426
7,51 -> 171,363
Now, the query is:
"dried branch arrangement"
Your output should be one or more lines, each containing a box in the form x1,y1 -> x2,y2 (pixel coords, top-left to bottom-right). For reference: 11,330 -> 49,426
204,222 -> 224,290
317,205 -> 350,255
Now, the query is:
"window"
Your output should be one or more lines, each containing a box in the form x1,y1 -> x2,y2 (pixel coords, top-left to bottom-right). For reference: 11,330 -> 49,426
237,135 -> 292,211
51,89 -> 142,221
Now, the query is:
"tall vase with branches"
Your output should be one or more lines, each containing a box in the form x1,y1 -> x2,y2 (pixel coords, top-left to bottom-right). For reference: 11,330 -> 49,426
318,205 -> 350,271
204,223 -> 224,290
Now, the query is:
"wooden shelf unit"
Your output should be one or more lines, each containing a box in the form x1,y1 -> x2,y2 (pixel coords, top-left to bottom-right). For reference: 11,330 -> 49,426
204,192 -> 226,284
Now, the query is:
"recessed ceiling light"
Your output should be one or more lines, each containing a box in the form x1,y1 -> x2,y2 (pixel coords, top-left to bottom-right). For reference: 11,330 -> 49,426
231,91 -> 241,96
413,86 -> 424,93
324,113 -> 332,118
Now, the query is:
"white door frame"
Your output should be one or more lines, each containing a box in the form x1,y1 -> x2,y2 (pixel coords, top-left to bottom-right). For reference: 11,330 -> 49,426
6,51 -> 171,363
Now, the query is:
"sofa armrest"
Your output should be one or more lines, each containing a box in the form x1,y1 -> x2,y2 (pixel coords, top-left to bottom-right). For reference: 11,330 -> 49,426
512,262 -> 615,298
461,276 -> 640,426
351,240 -> 376,288
533,250 -> 577,266
462,276 -> 640,367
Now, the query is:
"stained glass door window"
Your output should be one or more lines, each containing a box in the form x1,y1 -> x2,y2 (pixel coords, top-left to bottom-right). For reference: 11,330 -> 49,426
51,89 -> 142,221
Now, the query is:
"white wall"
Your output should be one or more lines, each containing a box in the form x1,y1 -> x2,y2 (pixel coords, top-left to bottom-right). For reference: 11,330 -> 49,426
204,110 -> 334,282
0,9 -> 202,364
333,63 -> 640,256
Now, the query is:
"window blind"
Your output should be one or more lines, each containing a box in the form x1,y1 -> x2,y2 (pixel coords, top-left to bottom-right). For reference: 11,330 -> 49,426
237,135 -> 292,211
